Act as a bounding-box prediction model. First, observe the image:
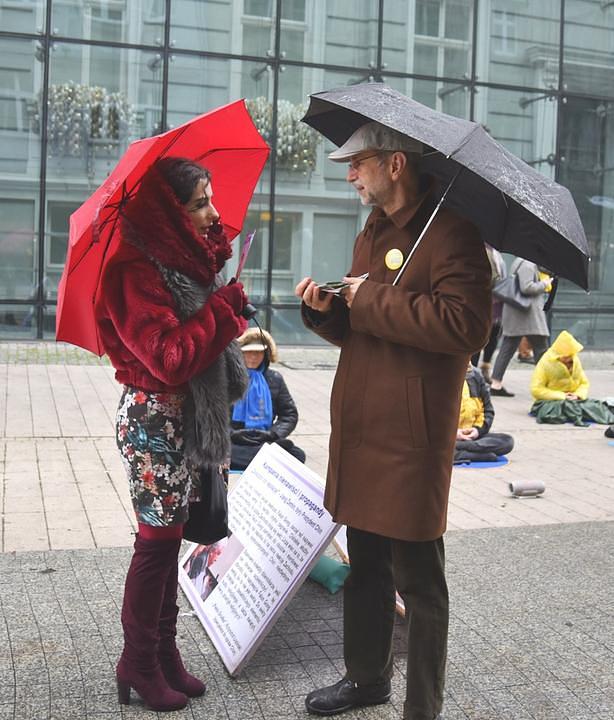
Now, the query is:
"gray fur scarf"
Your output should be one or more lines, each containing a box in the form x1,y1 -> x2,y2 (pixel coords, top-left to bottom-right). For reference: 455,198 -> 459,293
154,262 -> 248,470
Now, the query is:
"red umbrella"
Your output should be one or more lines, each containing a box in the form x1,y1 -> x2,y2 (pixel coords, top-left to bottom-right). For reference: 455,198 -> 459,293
56,99 -> 269,355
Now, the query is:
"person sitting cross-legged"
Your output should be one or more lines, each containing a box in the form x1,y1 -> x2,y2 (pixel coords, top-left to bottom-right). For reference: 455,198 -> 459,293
530,330 -> 614,426
454,362 -> 514,464
230,328 -> 306,470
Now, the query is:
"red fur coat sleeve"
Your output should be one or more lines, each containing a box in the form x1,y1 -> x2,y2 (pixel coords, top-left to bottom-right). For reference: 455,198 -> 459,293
99,255 -> 245,388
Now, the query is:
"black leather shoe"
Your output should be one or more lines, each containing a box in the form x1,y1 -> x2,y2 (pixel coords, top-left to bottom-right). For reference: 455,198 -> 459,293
305,677 -> 391,715
490,386 -> 515,397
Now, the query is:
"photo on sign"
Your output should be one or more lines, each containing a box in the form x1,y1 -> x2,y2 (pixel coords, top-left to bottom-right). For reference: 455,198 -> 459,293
183,535 -> 244,603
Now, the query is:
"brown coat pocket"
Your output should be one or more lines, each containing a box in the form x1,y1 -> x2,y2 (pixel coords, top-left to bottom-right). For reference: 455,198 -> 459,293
406,376 -> 429,448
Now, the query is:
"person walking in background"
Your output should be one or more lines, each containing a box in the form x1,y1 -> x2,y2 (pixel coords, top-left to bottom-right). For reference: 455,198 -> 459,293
472,244 -> 506,383
490,257 -> 552,397
454,362 -> 514,464
95,158 -> 249,711
296,121 -> 491,720
230,327 -> 306,469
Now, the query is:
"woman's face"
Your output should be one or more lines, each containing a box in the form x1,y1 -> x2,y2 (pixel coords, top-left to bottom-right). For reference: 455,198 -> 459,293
185,178 -> 219,238
243,350 -> 265,369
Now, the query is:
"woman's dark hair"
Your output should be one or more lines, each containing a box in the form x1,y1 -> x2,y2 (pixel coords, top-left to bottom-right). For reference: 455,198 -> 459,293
155,157 -> 211,205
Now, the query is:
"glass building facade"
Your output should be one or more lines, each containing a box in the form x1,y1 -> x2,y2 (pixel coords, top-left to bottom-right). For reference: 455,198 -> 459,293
1,0 -> 614,346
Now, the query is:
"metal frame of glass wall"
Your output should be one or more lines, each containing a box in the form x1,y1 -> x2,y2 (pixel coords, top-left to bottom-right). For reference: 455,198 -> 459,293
1,0 -> 614,345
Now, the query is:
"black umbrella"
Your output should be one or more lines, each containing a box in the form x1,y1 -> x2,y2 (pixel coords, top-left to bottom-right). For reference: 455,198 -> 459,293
302,83 -> 590,290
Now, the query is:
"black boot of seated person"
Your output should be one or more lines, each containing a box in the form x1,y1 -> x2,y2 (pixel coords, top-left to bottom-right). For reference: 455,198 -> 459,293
305,677 -> 391,715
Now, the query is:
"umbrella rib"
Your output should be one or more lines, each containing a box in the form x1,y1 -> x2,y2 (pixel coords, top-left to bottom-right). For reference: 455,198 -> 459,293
446,124 -> 481,160
392,167 -> 463,286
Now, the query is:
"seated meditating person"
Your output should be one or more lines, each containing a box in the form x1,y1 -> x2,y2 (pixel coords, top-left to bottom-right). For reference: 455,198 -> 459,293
530,330 -> 614,426
230,328 -> 306,470
454,362 -> 514,464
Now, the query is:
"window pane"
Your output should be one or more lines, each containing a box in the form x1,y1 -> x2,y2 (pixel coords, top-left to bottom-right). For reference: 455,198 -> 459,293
416,0 -> 440,37
445,2 -> 470,41
307,1 -> 378,69
414,43 -> 438,76
52,0 -> 164,45
0,0 -> 46,33
171,0 -> 274,54
555,96 -> 614,347
0,38 -> 41,304
245,0 -> 273,15
473,87 -> 557,178
44,44 -> 162,299
0,304 -> 37,339
383,0 -> 473,78
0,38 -> 42,175
477,1 -> 560,89
0,200 -> 37,301
443,47 -> 469,78
563,1 -> 614,96
241,20 -> 275,56
47,43 -> 163,161
383,76 -> 470,119
281,0 -> 305,22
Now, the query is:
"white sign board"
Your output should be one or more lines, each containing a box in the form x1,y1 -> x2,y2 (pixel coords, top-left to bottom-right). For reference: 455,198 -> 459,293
179,442 -> 339,675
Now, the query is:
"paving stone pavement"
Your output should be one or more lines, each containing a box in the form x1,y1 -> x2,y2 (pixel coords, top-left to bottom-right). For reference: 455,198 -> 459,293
1,342 -> 613,719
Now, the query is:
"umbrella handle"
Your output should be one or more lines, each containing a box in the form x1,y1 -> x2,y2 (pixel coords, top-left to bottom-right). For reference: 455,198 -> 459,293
392,167 -> 462,286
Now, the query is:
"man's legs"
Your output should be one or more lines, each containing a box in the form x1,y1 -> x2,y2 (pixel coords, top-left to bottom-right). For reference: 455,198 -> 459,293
343,527 -> 396,683
305,527 -> 395,715
392,536 -> 448,720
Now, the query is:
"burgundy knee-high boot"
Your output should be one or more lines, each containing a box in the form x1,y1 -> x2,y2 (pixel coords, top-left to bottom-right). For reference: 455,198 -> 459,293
158,538 -> 206,697
116,535 -> 188,711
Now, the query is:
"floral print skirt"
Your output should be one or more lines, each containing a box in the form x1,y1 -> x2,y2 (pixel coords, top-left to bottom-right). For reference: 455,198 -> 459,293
116,386 -> 196,527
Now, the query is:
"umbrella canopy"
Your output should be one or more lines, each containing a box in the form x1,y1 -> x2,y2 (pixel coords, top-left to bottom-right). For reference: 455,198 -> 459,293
302,83 -> 589,290
56,99 -> 269,355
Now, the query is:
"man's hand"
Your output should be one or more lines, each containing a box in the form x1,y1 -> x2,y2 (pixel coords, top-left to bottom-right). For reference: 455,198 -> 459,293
341,276 -> 366,308
565,392 -> 579,400
295,277 -> 334,313
457,427 -> 479,441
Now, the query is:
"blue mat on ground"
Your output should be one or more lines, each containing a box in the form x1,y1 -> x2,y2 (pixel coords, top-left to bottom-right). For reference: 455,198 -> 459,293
608,441 -> 614,447
454,456 -> 509,469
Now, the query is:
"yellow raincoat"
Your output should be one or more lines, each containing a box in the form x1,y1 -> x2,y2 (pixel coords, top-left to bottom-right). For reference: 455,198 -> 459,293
530,331 -> 589,401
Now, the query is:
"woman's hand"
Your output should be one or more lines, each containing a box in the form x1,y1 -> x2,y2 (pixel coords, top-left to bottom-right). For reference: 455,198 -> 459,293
295,277 -> 334,314
216,281 -> 247,316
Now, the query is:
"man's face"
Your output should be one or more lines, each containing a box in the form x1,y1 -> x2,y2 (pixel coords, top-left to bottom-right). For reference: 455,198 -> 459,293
345,151 -> 392,207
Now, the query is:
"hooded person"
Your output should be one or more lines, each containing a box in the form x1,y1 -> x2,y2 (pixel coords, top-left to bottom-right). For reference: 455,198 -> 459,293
530,330 -> 614,425
230,327 -> 306,469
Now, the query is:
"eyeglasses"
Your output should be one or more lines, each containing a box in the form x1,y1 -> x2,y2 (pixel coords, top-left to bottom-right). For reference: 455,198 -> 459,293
347,153 -> 383,171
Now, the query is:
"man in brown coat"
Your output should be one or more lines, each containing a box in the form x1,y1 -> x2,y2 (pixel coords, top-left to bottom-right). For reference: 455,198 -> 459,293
295,121 -> 492,720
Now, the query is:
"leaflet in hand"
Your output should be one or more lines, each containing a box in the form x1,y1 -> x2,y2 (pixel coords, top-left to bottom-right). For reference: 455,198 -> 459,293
316,280 -> 349,295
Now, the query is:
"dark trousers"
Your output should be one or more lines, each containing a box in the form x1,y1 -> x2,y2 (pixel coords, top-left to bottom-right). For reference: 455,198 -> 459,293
492,334 -> 548,383
454,432 -> 514,463
345,527 -> 448,720
472,319 -> 502,366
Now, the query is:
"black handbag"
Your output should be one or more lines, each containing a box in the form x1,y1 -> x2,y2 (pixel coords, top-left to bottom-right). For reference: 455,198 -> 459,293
492,274 -> 531,311
182,466 -> 229,545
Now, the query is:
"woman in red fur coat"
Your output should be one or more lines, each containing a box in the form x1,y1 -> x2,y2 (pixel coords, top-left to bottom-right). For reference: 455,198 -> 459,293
96,157 -> 250,711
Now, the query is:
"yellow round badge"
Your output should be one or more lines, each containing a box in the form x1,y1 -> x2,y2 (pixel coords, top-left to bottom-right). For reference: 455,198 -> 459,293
385,248 -> 404,270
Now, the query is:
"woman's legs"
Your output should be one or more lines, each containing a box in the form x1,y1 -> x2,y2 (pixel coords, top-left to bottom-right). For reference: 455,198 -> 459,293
117,526 -> 188,711
157,528 -> 207,697
491,335 -> 521,388
115,387 -> 200,710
